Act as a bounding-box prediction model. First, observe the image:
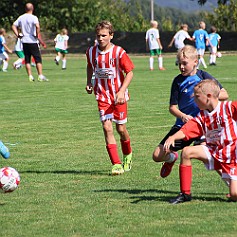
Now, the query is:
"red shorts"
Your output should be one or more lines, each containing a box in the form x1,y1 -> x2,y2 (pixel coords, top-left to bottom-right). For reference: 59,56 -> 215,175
97,101 -> 127,124
203,145 -> 237,181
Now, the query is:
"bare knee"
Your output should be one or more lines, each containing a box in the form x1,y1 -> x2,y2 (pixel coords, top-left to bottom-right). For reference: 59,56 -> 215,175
152,145 -> 165,162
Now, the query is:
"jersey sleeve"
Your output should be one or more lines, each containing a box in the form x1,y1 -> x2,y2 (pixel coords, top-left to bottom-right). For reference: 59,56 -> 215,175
86,47 -> 92,68
198,70 -> 223,89
169,76 -> 180,105
180,118 -> 203,140
231,101 -> 237,121
119,50 -> 134,74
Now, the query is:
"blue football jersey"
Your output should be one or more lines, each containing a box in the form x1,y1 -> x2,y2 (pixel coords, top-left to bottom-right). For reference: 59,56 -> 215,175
170,70 -> 222,127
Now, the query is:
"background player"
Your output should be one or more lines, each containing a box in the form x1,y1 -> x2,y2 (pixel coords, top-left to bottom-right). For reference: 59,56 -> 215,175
192,21 -> 210,69
168,24 -> 193,65
145,20 -> 165,71
54,28 -> 69,70
0,28 -> 12,72
208,26 -> 221,66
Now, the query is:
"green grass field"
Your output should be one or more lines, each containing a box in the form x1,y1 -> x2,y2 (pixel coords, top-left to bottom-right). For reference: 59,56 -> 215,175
0,53 -> 237,237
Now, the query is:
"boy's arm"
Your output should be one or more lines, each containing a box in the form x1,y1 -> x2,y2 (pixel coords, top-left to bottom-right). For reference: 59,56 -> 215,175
169,104 -> 193,123
157,38 -> 163,49
3,43 -> 12,54
116,71 -> 133,104
219,88 -> 228,101
164,130 -> 186,152
85,64 -> 93,94
168,37 -> 174,48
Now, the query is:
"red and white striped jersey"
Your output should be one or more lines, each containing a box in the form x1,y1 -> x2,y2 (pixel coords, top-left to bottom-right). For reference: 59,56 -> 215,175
86,44 -> 134,104
181,101 -> 237,163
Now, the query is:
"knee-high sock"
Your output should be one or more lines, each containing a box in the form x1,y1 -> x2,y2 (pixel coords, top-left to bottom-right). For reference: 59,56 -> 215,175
120,139 -> 132,155
106,144 -> 121,165
180,164 -> 192,195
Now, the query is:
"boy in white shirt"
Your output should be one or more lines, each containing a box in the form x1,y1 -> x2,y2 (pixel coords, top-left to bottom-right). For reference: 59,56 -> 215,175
145,21 -> 165,71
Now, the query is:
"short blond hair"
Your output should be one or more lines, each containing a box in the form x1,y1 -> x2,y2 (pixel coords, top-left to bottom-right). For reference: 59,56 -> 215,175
177,45 -> 198,61
150,20 -> 158,28
194,79 -> 220,98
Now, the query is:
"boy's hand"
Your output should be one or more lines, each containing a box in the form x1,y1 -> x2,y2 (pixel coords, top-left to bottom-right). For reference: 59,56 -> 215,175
163,136 -> 175,152
115,91 -> 125,104
85,84 -> 93,94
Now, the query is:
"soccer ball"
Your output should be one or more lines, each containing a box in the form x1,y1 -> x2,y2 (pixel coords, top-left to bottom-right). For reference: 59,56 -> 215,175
0,167 -> 20,193
216,52 -> 222,58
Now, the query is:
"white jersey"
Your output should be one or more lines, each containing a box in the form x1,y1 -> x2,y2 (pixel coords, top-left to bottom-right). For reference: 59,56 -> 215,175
14,38 -> 23,51
145,28 -> 160,50
13,13 -> 39,43
54,34 -> 69,50
174,30 -> 191,49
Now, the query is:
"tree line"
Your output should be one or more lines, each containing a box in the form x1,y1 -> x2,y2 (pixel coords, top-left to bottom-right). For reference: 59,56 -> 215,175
0,0 -> 236,33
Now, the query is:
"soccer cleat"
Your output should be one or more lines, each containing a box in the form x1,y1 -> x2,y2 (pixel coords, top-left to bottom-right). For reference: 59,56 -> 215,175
62,68 -> 66,70
38,75 -> 49,82
160,152 -> 178,178
29,75 -> 34,82
111,164 -> 124,176
2,69 -> 7,72
0,141 -> 10,159
159,67 -> 166,71
54,59 -> 59,65
123,153 -> 132,172
169,193 -> 192,204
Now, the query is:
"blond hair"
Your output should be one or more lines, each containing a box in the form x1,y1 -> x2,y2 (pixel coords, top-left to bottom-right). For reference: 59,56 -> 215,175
177,45 -> 198,61
150,20 -> 158,28
194,79 -> 220,98
61,28 -> 68,35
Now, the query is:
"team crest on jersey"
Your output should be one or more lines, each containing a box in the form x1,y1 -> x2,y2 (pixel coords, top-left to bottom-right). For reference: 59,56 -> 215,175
110,58 -> 115,66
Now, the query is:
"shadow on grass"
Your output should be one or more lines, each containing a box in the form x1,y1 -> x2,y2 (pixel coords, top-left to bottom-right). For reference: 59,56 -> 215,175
94,188 -> 227,203
21,169 -> 108,176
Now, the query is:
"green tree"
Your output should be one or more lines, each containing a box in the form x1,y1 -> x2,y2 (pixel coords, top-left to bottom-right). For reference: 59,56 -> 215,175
207,0 -> 237,31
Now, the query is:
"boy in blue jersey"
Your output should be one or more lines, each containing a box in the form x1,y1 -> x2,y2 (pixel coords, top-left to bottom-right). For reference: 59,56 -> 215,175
192,21 -> 209,69
152,45 -> 228,178
208,26 -> 221,66
0,28 -> 13,72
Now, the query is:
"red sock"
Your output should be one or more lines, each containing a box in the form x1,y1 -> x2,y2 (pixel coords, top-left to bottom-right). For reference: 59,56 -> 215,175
32,57 -> 36,63
120,139 -> 132,155
106,144 -> 121,165
22,59 -> 25,65
179,164 -> 192,195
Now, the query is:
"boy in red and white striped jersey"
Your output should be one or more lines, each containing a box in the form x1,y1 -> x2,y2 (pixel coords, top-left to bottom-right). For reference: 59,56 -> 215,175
85,21 -> 134,175
164,79 -> 237,203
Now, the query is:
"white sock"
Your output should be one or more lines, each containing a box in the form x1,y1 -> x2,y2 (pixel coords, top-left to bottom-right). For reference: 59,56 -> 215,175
200,57 -> 207,68
56,56 -> 60,62
62,59 -> 66,68
158,57 -> 163,68
3,61 -> 8,70
213,55 -> 216,63
149,57 -> 154,69
166,152 -> 177,163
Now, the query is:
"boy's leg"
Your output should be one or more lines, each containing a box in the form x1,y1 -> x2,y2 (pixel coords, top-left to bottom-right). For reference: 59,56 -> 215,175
149,56 -> 154,70
170,145 -> 209,204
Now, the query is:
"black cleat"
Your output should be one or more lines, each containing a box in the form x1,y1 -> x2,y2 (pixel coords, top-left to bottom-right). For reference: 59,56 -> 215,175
169,193 -> 192,204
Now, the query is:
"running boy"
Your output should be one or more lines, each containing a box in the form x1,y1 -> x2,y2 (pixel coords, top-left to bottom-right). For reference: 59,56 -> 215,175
192,21 -> 210,69
208,26 -> 221,66
168,24 -> 193,65
54,28 -> 69,70
85,21 -> 134,175
0,28 -> 12,72
145,20 -> 165,71
152,45 -> 228,178
164,79 -> 237,204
